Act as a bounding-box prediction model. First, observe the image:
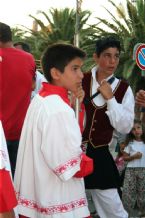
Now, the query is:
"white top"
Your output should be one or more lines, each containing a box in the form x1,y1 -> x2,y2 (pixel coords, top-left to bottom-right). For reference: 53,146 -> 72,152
91,66 -> 135,134
14,94 -> 89,218
31,70 -> 47,99
124,140 -> 145,168
0,121 -> 10,171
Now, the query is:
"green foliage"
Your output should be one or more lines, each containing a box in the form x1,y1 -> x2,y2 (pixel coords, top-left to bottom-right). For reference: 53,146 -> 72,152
26,8 -> 92,60
12,1 -> 145,92
12,27 -> 26,42
12,8 -> 95,70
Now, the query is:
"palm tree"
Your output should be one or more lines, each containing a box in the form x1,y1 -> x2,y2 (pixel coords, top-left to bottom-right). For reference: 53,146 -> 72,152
11,8 -> 95,71
12,27 -> 26,43
25,8 -> 92,60
91,0 -> 145,92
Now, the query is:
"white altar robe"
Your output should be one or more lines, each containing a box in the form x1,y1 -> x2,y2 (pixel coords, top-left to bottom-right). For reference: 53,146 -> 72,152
14,94 -> 89,218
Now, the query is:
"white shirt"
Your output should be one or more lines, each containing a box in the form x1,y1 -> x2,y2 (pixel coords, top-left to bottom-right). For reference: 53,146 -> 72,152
124,140 -> 145,167
31,70 -> 47,99
91,66 -> 135,134
14,94 -> 89,218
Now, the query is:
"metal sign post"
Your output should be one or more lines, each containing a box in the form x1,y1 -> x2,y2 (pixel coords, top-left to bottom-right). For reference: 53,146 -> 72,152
74,0 -> 82,122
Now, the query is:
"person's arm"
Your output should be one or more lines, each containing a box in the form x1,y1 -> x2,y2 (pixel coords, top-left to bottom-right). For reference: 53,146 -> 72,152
41,105 -> 83,182
136,89 -> 145,107
123,151 -> 142,162
0,210 -> 15,218
105,86 -> 135,134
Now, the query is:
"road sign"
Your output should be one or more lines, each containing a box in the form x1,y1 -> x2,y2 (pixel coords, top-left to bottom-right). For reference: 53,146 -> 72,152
136,44 -> 145,70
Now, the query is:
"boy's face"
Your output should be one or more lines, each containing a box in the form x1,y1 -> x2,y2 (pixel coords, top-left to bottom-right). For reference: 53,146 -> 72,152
93,47 -> 120,77
53,57 -> 84,93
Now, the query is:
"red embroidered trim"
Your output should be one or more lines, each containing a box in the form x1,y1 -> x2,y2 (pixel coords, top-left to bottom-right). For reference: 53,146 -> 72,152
54,156 -> 80,176
17,193 -> 87,215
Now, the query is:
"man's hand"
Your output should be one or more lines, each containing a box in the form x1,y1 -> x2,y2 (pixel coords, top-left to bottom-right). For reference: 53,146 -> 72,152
98,80 -> 113,100
136,90 -> 145,107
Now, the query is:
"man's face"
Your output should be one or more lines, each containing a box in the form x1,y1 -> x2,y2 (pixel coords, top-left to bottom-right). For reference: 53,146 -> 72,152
14,44 -> 23,50
94,47 -> 120,77
54,57 -> 84,94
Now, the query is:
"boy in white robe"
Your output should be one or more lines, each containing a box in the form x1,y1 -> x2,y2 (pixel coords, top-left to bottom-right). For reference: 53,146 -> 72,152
14,43 -> 91,218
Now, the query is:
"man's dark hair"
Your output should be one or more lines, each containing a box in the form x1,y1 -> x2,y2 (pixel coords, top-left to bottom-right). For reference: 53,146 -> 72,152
14,41 -> 31,53
41,43 -> 86,82
95,36 -> 121,57
0,22 -> 12,42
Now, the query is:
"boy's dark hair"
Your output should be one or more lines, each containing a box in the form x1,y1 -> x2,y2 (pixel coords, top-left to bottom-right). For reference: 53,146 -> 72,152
125,119 -> 145,145
0,22 -> 12,42
41,43 -> 86,82
14,41 -> 31,53
95,36 -> 121,57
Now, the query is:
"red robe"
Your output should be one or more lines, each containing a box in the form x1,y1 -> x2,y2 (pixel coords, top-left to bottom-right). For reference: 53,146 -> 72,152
0,119 -> 17,212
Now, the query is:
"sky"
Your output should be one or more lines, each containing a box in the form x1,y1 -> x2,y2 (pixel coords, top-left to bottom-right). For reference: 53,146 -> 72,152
0,0 -> 126,29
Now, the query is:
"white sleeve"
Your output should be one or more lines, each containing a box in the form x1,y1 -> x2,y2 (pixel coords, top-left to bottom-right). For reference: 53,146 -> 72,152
41,110 -> 82,182
106,86 -> 135,134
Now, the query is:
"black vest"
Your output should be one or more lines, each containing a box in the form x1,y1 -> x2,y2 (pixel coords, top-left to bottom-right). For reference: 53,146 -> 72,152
82,72 -> 129,148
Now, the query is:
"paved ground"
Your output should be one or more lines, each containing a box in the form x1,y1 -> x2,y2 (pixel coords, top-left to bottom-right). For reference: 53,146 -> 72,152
86,190 -> 145,218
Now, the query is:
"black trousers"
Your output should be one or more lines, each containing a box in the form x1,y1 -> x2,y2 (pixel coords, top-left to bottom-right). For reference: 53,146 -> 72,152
7,140 -> 19,178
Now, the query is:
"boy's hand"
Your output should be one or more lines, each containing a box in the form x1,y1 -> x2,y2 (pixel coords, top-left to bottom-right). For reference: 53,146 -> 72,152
98,80 -> 113,100
75,85 -> 85,104
69,85 -> 85,111
71,85 -> 85,106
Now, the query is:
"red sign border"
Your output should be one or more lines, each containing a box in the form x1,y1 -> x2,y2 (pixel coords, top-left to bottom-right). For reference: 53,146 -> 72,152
136,44 -> 145,70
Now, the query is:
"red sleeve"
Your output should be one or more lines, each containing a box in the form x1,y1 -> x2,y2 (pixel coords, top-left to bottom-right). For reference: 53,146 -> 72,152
0,169 -> 17,212
74,153 -> 93,178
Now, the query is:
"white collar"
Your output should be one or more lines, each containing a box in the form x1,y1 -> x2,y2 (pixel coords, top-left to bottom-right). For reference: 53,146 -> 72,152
91,66 -> 114,83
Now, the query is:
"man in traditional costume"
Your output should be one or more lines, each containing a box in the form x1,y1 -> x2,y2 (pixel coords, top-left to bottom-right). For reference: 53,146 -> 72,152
82,36 -> 135,218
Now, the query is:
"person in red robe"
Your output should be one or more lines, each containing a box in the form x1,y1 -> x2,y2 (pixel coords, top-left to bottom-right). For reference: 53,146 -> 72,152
0,116 -> 17,217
